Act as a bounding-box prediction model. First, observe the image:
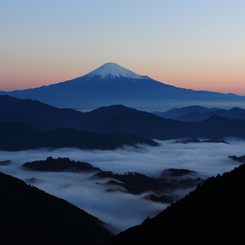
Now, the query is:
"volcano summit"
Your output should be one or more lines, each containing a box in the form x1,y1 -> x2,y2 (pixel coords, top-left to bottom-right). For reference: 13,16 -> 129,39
84,62 -> 143,80
1,62 -> 245,111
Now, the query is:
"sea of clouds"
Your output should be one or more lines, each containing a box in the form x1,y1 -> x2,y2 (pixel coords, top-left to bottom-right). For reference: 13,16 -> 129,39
0,139 -> 244,232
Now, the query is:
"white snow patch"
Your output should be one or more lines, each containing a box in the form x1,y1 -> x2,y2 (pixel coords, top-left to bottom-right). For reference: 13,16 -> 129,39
84,62 -> 144,79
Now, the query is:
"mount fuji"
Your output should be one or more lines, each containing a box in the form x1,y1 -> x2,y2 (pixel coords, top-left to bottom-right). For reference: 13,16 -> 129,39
1,62 -> 245,111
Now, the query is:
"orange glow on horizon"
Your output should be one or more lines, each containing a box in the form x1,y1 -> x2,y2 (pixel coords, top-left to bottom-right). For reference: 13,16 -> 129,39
1,64 -> 245,96
150,69 -> 245,96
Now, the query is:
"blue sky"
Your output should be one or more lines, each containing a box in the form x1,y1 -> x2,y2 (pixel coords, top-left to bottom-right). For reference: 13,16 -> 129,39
1,0 -> 245,94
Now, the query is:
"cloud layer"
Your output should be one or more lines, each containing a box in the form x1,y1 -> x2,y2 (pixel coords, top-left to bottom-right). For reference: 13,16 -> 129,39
0,139 -> 243,232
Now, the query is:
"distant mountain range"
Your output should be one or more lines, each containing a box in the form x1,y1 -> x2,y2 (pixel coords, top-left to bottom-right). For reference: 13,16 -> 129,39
1,62 -> 245,111
92,111 -> 245,139
2,95 -> 245,145
154,105 -> 245,122
105,162 -> 245,245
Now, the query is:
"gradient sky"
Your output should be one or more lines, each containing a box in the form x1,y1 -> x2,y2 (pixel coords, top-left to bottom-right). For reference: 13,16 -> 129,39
1,1 -> 245,94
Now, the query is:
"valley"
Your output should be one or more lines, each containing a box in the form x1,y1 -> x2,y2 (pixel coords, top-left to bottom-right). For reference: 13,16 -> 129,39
1,64 -> 245,244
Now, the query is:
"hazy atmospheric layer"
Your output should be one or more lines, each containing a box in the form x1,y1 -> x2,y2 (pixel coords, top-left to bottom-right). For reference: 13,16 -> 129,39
0,139 -> 243,232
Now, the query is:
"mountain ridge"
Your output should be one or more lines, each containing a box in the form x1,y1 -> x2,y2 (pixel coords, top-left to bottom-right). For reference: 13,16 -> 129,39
0,120 -> 158,151
0,171 -> 113,245
154,105 -> 245,122
0,95 -> 139,131
2,95 -> 245,141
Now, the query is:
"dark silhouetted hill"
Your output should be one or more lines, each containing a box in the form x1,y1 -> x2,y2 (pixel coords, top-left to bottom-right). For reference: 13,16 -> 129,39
23,157 -> 101,172
154,105 -> 245,122
105,163 -> 245,245
153,105 -> 218,119
93,112 -> 245,140
177,107 -> 245,122
2,95 -> 245,141
92,169 -> 203,203
92,111 -> 193,139
0,95 -> 138,131
0,121 -> 158,151
0,172 -> 113,245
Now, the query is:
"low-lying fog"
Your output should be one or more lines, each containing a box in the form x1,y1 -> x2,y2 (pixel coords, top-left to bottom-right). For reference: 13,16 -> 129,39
0,139 -> 244,233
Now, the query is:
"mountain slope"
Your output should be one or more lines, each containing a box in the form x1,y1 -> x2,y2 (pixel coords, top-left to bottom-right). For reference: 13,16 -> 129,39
105,163 -> 245,245
155,105 -> 245,122
2,95 -> 245,141
153,105 -> 219,119
0,95 -> 139,131
92,112 -> 193,139
93,112 -> 245,140
0,171 -> 113,245
1,62 -> 244,111
0,121 -> 158,151
177,107 -> 245,122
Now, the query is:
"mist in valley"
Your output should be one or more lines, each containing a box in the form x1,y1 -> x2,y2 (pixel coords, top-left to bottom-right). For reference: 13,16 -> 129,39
0,139 -> 244,232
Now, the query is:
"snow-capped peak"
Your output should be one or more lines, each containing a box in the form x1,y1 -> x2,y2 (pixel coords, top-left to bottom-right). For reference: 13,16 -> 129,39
84,62 -> 144,79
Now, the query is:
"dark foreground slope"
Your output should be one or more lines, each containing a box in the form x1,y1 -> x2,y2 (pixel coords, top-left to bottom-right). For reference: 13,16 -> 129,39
0,172 -> 113,245
105,163 -> 245,245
